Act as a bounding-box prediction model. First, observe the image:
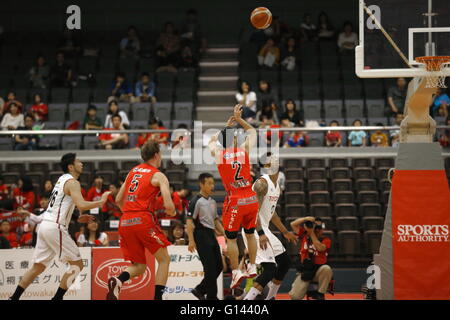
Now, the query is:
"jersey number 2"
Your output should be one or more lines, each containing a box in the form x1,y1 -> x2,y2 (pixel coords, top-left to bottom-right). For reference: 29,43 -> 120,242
232,161 -> 243,181
129,174 -> 143,193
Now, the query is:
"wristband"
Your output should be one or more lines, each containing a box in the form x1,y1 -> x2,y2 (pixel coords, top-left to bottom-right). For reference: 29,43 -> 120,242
257,229 -> 265,236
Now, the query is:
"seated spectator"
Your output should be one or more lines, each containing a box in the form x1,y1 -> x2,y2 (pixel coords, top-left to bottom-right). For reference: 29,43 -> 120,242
269,15 -> 292,43
258,38 -> 280,69
50,52 -> 73,87
29,93 -> 48,123
41,180 -> 53,199
84,105 -> 103,130
171,123 -> 190,149
236,81 -> 257,121
57,29 -> 83,58
156,22 -> 181,73
134,72 -> 156,103
348,119 -> 367,147
256,103 -> 279,125
256,80 -> 277,111
168,220 -> 187,245
438,116 -> 450,148
77,216 -> 109,247
29,55 -> 49,89
387,78 -> 407,116
289,217 -> 333,300
281,99 -> 302,126
1,102 -> 24,130
1,91 -> 23,116
99,114 -> 129,150
0,220 -> 19,248
317,12 -> 335,41
300,14 -> 317,41
104,100 -> 130,129
431,87 -> 450,117
120,26 -> 141,59
390,113 -> 404,147
179,39 -> 196,70
13,176 -> 36,211
136,118 -> 169,148
110,72 -> 133,102
14,115 -> 38,151
284,130 -> 309,148
280,37 -> 299,71
280,117 -> 294,145
370,123 -> 389,147
325,120 -> 342,147
102,183 -> 122,220
338,22 -> 358,52
86,175 -> 105,202
0,176 -> 10,209
180,8 -> 207,53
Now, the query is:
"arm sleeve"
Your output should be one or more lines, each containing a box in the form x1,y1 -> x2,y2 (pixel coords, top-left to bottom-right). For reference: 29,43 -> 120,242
322,237 -> 332,252
186,196 -> 199,220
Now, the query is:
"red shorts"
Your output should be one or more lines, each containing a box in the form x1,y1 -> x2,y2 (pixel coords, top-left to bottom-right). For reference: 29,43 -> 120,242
222,195 -> 259,232
118,212 -> 171,264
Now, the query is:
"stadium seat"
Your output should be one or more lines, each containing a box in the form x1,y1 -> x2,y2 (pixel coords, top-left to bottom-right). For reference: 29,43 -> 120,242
281,71 -> 298,86
331,179 -> 353,192
286,180 -> 304,192
68,103 -> 88,122
376,167 -> 391,180
285,168 -> 304,180
78,172 -> 91,186
379,179 -> 391,192
333,191 -> 355,204
177,69 -> 196,88
166,169 -> 186,182
259,70 -> 279,88
29,162 -> 49,176
335,203 -> 357,217
283,159 -> 302,169
351,157 -> 372,168
131,103 -> 151,121
174,102 -> 193,120
51,88 -> 71,103
5,163 -> 25,175
324,100 -> 343,120
307,179 -> 328,192
239,71 -> 258,88
305,158 -> 325,168
285,204 -> 307,217
344,84 -> 363,99
355,179 -> 377,191
98,161 -> 118,172
122,161 -> 140,171
319,216 -> 334,231
358,191 -> 380,204
329,158 -> 348,168
95,170 -> 116,186
175,87 -> 195,101
354,167 -> 374,180
83,135 -> 99,150
366,99 -> 385,118
155,88 -> 173,102
39,136 -> 61,150
302,100 -> 322,120
375,157 -> 395,168
1,172 -> 21,185
48,104 -> 67,123
285,191 -> 305,205
49,171 -> 64,184
336,216 -> 359,231
309,191 -> 330,204
338,231 -> 361,256
330,167 -> 351,180
72,87 -> 92,103
306,168 -> 326,180
359,203 -> 383,217
61,136 -> 82,150
362,217 -> 384,231
308,133 -> 325,147
322,230 -> 338,256
345,99 -> 364,118
364,230 -> 383,255
310,203 -> 331,217
280,85 -> 299,100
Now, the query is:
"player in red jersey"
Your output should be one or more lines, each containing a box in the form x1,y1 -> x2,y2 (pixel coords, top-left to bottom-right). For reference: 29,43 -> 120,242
208,104 -> 259,289
106,140 -> 175,300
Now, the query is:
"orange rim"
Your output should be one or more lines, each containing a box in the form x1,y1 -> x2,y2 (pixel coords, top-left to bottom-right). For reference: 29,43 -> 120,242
416,56 -> 450,71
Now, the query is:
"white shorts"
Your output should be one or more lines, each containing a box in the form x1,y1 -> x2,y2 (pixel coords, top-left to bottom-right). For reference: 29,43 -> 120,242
32,221 -> 81,267
242,228 -> 286,265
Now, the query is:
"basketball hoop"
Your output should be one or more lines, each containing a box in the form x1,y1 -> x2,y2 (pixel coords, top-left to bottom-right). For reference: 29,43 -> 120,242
415,56 -> 450,88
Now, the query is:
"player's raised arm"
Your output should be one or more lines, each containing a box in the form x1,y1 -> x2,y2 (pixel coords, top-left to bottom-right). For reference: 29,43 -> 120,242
151,172 -> 176,217
233,104 -> 256,152
65,179 -> 111,212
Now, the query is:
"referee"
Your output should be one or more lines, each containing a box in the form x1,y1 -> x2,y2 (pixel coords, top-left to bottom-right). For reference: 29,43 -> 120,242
187,173 -> 225,300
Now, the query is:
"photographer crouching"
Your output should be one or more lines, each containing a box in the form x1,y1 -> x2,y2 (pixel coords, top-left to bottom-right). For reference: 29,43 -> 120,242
289,217 -> 333,300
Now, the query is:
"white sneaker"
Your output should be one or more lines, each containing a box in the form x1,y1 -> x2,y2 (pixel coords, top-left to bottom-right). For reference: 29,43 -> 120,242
106,277 -> 122,300
246,263 -> 257,278
230,269 -> 246,289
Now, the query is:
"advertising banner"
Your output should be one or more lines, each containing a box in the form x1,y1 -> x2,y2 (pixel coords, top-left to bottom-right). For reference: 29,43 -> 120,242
0,247 -> 92,300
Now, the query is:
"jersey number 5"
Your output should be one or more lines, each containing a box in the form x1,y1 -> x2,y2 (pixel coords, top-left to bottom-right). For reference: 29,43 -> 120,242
232,161 -> 243,181
129,174 -> 143,193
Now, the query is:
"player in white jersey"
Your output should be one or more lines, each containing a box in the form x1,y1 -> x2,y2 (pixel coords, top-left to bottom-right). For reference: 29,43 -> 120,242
243,152 -> 297,300
9,153 -> 111,300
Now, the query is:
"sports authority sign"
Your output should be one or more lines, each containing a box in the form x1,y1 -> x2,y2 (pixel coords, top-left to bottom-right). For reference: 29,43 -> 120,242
0,248 -> 91,300
396,225 -> 449,242
91,247 -> 155,300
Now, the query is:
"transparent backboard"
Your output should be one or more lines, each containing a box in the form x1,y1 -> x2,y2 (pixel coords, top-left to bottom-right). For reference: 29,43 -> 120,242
357,0 -> 450,78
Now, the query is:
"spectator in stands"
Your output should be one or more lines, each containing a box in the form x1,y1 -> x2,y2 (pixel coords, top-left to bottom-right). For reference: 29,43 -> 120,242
168,220 -> 187,245
84,105 -> 103,130
325,120 -> 342,147
156,22 -> 181,73
431,87 -> 449,117
387,78 -> 407,116
41,180 -> 53,199
0,234 -> 10,249
110,72 -> 133,102
77,216 -> 109,247
256,103 -> 279,125
337,22 -> 358,53
57,29 -> 82,58
280,117 -> 294,146
438,116 -> 450,148
390,113 -> 404,147
284,130 -> 309,148
179,39 -> 196,70
134,72 -> 156,103
136,118 -> 169,148
348,119 -> 367,147
317,12 -> 335,41
300,14 -> 317,42
256,80 -> 277,111
14,115 -> 38,151
370,123 -> 389,147
102,182 -> 122,220
29,55 -> 49,89
236,81 -> 257,121
0,176 -> 11,209
289,217 -> 333,300
270,15 -> 292,43
104,100 -> 130,129
0,220 -> 19,248
1,102 -> 24,130
29,93 -> 48,123
1,91 -> 23,116
120,26 -> 141,59
258,38 -> 280,69
86,175 -> 105,203
13,176 -> 36,211
280,37 -> 299,71
281,99 -> 302,126
99,114 -> 129,149
50,52 -> 73,87
171,123 -> 190,149
180,8 -> 207,53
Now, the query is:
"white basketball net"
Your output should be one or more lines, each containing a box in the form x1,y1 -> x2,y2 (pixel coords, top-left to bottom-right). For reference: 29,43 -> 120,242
416,57 -> 450,88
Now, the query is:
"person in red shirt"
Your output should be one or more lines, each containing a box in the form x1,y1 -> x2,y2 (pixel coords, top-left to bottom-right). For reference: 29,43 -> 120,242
289,216 -> 333,300
13,177 -> 36,212
87,175 -> 105,202
0,220 -> 19,248
154,186 -> 188,220
325,120 -> 342,147
102,183 -> 122,219
29,93 -> 48,123
107,140 -> 176,301
0,176 -> 11,206
136,118 -> 169,148
208,104 -> 259,288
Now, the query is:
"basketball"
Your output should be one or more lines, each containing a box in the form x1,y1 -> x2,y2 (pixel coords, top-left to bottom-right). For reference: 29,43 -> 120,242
250,7 -> 272,29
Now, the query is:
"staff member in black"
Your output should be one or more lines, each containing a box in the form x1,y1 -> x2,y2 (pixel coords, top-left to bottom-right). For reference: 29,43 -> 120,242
187,173 -> 225,300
